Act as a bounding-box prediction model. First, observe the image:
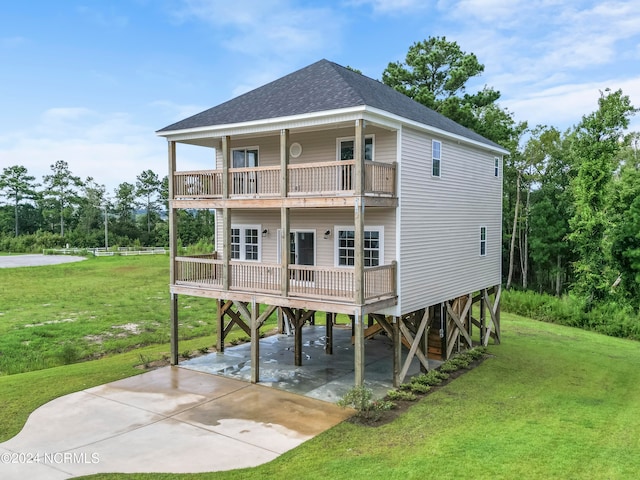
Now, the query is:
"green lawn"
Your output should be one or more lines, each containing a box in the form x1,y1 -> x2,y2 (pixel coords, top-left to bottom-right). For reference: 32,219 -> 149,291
0,255 -> 275,375
2,257 -> 639,478
0,313 -> 636,479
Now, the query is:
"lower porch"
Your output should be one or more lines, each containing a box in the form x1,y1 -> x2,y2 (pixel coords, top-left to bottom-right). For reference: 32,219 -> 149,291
179,324 -> 432,403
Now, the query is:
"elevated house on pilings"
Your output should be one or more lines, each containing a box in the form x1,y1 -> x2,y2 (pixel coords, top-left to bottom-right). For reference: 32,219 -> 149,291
157,59 -> 506,388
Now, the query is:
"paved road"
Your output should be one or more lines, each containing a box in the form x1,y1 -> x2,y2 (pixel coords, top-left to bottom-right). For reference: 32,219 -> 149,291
0,254 -> 87,268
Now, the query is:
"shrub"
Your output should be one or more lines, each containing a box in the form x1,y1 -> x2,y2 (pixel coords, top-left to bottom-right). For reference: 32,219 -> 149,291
387,389 -> 417,401
447,356 -> 471,369
410,370 -> 449,387
338,386 -> 396,421
407,382 -> 431,394
439,360 -> 460,373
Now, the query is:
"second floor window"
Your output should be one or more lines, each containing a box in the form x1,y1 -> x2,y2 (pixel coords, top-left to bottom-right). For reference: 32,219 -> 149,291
480,226 -> 487,256
432,140 -> 441,177
232,148 -> 258,168
338,136 -> 374,161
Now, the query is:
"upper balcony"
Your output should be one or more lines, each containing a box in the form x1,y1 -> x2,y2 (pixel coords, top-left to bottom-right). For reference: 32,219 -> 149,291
171,160 -> 397,209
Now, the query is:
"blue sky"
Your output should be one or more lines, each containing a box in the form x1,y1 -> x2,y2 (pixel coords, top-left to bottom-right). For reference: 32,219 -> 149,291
1,0 -> 639,193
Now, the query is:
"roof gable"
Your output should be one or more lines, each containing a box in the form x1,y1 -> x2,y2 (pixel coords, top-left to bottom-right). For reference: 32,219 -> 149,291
157,59 -> 504,150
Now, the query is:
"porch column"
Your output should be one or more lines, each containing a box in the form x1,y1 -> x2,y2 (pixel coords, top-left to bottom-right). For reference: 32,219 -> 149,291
280,129 -> 289,196
353,120 -> 366,386
222,136 -> 231,291
354,119 -> 365,305
168,140 -> 179,365
354,310 -> 365,386
280,129 -> 290,296
216,299 -> 224,353
250,299 -> 260,383
393,316 -> 401,387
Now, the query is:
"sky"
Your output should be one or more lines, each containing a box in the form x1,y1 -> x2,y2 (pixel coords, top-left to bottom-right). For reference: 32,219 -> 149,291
1,0 -> 639,194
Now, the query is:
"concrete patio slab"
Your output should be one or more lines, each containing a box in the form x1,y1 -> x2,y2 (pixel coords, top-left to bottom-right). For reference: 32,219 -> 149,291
181,324 -> 436,403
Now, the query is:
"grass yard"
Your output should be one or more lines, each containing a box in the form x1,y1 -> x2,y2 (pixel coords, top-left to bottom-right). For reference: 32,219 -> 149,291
2,257 -> 639,478
0,255 -> 277,375
75,314 -> 640,480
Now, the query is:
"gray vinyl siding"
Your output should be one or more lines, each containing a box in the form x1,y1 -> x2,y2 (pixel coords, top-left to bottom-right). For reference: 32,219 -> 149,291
226,208 -> 395,267
215,126 -> 396,167
398,127 -> 502,315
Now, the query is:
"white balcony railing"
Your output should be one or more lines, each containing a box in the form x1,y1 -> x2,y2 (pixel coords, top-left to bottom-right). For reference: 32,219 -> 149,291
173,160 -> 396,199
174,256 -> 396,303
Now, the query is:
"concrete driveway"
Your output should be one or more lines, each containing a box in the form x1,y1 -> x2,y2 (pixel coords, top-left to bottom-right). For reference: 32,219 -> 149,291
0,367 -> 353,479
0,254 -> 87,268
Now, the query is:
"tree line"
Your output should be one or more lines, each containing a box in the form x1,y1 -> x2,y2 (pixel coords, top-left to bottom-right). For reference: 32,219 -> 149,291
380,37 -> 639,312
1,36 -> 639,315
0,161 -> 214,251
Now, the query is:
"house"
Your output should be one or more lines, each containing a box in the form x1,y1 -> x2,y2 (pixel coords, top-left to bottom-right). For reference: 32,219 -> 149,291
156,59 -> 507,387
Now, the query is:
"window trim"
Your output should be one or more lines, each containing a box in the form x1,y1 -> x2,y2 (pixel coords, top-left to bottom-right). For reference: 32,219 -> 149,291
333,225 -> 384,267
480,226 -> 487,257
431,139 -> 442,177
494,157 -> 500,177
336,135 -> 375,162
230,224 -> 262,262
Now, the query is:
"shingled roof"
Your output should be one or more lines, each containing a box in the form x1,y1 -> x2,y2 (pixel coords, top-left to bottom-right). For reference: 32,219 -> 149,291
157,59 -> 503,150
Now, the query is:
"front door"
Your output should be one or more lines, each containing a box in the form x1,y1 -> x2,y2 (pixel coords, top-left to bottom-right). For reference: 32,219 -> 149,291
289,231 -> 315,283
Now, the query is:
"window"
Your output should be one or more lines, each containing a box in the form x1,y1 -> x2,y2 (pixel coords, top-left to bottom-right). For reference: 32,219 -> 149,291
231,147 -> 259,194
230,225 -> 260,261
494,157 -> 500,177
432,140 -> 441,177
335,226 -> 383,267
337,136 -> 374,161
480,226 -> 487,256
232,148 -> 258,168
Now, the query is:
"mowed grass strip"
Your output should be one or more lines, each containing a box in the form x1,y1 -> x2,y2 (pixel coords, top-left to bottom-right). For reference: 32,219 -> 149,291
74,314 -> 640,480
0,255 -> 237,374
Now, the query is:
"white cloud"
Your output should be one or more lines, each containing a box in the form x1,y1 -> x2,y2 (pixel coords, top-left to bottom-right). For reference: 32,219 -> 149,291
443,0 -> 528,24
173,0 -> 342,58
502,75 -> 640,130
0,109 -> 169,193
